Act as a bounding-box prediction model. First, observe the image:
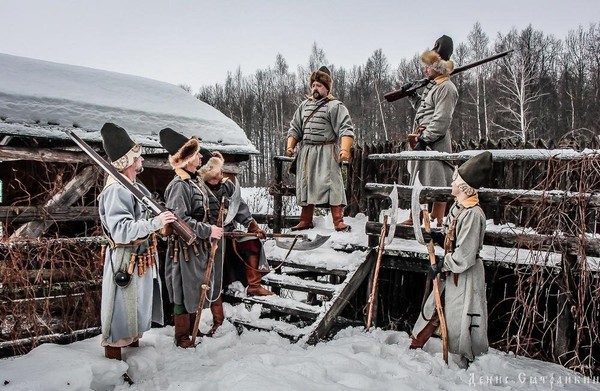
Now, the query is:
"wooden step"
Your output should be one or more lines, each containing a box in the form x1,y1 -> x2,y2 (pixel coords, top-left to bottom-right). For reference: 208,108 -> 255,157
229,317 -> 306,341
261,273 -> 337,298
226,294 -> 322,320
267,258 -> 348,277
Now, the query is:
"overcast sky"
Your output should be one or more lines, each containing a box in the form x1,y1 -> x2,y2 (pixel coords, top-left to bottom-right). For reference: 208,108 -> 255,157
1,0 -> 598,92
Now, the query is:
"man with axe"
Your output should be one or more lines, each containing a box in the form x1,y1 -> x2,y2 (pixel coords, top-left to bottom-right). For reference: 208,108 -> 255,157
410,151 -> 492,366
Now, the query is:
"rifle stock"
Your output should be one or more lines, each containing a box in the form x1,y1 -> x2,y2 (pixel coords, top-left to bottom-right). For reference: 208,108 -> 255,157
384,49 -> 513,102
65,129 -> 197,245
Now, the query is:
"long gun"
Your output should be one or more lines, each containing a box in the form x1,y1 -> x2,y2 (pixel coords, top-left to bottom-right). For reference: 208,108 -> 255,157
384,49 -> 514,102
65,129 -> 197,245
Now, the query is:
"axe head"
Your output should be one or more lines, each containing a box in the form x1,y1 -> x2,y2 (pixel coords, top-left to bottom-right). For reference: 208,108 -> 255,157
275,234 -> 330,251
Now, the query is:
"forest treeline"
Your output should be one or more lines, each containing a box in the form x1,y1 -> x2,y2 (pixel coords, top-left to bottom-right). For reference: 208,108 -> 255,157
191,22 -> 600,186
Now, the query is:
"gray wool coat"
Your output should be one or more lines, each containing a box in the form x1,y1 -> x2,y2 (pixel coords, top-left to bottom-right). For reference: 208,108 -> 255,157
98,178 -> 164,347
164,171 -> 268,314
288,96 -> 355,207
412,199 -> 489,361
408,77 -> 458,187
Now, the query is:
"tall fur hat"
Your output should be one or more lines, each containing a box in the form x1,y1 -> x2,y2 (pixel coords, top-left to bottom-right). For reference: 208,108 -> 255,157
100,122 -> 141,170
198,151 -> 224,181
309,66 -> 333,91
421,35 -> 455,75
159,127 -> 212,169
457,151 -> 493,188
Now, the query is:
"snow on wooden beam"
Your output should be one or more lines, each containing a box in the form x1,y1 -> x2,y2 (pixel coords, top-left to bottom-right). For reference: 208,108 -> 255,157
368,149 -> 600,162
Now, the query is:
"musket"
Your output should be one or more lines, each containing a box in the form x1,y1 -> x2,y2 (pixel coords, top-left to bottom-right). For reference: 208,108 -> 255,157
384,49 -> 514,102
190,197 -> 225,345
65,129 -> 197,245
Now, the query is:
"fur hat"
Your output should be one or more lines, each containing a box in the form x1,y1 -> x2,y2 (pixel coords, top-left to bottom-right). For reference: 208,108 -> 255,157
159,127 -> 212,169
457,151 -> 493,189
198,151 -> 224,181
421,35 -> 455,75
100,123 -> 141,170
310,66 -> 333,91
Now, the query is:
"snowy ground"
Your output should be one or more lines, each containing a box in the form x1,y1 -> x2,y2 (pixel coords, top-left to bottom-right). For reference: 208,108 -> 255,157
1,189 -> 599,390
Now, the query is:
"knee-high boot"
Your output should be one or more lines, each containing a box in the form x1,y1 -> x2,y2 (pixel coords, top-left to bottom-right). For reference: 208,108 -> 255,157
206,297 -> 224,337
430,202 -> 447,226
104,346 -> 122,360
291,205 -> 315,231
331,205 -> 351,232
246,255 -> 273,296
174,314 -> 193,348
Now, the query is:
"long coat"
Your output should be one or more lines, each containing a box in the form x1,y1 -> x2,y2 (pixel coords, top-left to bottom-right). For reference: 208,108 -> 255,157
412,197 -> 489,361
164,171 -> 268,314
288,96 -> 355,207
408,76 -> 458,187
98,177 -> 164,347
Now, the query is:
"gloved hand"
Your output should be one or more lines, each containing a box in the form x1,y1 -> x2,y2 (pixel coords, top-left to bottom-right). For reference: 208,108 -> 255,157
422,229 -> 446,247
407,133 -> 419,150
413,139 -> 427,151
247,220 -> 266,240
401,81 -> 417,97
286,137 -> 298,157
339,136 -> 353,161
427,258 -> 444,280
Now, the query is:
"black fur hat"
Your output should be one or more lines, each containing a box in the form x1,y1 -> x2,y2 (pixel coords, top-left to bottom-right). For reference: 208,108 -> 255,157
100,123 -> 141,170
458,151 -> 493,188
421,35 -> 455,75
310,65 -> 333,91
159,127 -> 212,169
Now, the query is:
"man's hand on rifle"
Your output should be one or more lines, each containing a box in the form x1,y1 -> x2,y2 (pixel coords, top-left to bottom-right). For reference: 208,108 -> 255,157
158,211 -> 177,226
247,220 -> 266,240
210,225 -> 223,240
422,229 -> 446,247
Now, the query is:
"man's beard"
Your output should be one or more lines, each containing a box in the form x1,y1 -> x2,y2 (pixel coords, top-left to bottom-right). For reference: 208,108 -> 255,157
312,90 -> 323,99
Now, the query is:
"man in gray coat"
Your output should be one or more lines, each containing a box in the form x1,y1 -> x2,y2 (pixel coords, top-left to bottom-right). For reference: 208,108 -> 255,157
410,151 -> 493,365
98,123 -> 176,360
404,35 -> 459,226
160,128 -> 224,348
286,66 -> 355,232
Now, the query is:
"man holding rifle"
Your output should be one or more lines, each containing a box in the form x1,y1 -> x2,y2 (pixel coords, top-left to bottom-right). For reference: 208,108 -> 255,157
403,35 -> 458,226
98,123 -> 176,360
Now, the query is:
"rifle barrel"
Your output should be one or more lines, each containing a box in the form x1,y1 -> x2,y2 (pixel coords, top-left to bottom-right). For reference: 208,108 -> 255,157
65,129 -> 197,245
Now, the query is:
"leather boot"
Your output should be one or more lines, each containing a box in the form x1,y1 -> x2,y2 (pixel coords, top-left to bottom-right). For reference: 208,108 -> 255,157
246,255 -> 273,296
430,202 -> 447,226
409,321 -> 439,349
174,314 -> 194,348
331,205 -> 351,232
128,339 -> 139,348
291,205 -> 315,231
104,346 -> 122,360
206,298 -> 224,337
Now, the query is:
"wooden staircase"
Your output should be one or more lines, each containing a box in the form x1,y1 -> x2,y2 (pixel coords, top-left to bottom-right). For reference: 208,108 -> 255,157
223,246 -> 372,345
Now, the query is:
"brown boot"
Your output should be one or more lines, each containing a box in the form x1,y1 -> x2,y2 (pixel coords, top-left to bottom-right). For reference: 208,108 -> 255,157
430,202 -> 447,226
104,346 -> 122,360
409,321 -> 439,349
291,205 -> 315,231
128,339 -> 139,348
205,298 -> 224,337
174,314 -> 194,348
246,255 -> 273,296
331,205 -> 351,232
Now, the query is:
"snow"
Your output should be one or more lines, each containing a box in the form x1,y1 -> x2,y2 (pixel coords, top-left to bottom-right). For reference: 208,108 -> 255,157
1,324 -> 598,390
370,148 -> 600,161
0,53 -> 257,154
2,189 -> 599,390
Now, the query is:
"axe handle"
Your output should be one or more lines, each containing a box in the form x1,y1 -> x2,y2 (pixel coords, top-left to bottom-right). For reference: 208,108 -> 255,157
223,232 -> 307,239
424,210 -> 449,364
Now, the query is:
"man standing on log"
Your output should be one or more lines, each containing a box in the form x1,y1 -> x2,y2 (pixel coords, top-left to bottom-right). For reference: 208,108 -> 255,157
160,128 -> 223,348
403,35 -> 459,226
286,66 -> 355,232
410,151 -> 492,366
98,123 -> 175,360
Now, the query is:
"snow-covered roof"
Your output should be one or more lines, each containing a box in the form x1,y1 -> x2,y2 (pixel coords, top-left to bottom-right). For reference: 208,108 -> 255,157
0,53 -> 258,155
